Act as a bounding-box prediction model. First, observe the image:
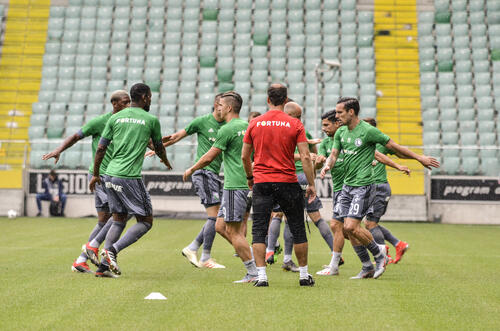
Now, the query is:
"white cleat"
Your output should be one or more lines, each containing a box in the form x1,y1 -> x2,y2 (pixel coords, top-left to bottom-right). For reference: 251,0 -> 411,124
181,247 -> 199,268
316,266 -> 339,276
199,258 -> 226,269
233,273 -> 258,283
374,245 -> 387,279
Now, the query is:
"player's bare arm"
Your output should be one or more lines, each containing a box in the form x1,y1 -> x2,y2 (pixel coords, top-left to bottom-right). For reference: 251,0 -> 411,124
294,152 -> 317,162
183,147 -> 222,182
145,130 -> 188,158
385,139 -> 440,169
241,142 -> 254,189
320,148 -> 339,178
153,139 -> 173,170
297,141 -> 317,203
374,150 -> 410,175
89,142 -> 107,192
42,133 -> 82,163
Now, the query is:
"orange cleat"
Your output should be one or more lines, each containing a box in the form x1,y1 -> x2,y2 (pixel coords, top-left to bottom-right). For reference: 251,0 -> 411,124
71,261 -> 93,273
394,241 -> 409,264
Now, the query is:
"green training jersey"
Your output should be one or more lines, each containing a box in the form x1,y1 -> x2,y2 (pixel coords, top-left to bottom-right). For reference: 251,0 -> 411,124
333,120 -> 390,187
81,112 -> 114,175
185,113 -> 225,174
101,107 -> 162,179
318,136 -> 345,192
212,118 -> 249,190
294,131 -> 314,174
372,144 -> 395,184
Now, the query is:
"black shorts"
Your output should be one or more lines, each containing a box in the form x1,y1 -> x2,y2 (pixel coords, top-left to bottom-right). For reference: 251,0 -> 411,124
251,182 -> 307,245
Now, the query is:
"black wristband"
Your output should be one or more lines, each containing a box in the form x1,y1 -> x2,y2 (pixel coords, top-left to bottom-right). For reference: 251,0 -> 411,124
246,175 -> 254,180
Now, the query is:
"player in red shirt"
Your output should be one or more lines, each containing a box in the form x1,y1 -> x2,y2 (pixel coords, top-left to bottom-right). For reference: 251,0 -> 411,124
242,84 -> 317,287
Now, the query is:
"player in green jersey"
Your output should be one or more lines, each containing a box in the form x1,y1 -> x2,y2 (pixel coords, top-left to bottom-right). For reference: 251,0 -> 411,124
321,97 -> 439,279
364,118 -> 410,264
146,94 -> 227,269
42,90 -> 130,276
183,91 -> 258,283
89,83 -> 172,276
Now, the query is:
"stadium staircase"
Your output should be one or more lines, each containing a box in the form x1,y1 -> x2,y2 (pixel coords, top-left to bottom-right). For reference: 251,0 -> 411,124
374,0 -> 425,194
0,0 -> 49,188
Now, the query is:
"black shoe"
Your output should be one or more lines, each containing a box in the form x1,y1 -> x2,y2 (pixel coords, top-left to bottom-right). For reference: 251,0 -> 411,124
299,274 -> 315,287
253,280 -> 269,287
95,265 -> 119,278
339,257 -> 345,267
36,212 -> 42,217
274,243 -> 282,255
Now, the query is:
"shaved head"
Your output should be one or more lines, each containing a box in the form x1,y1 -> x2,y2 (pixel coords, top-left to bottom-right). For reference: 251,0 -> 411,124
284,102 -> 302,119
110,90 -> 129,103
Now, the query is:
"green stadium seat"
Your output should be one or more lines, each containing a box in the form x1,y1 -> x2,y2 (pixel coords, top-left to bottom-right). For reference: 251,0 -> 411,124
457,108 -> 475,121
455,60 -> 472,73
423,132 -> 440,145
421,72 -> 436,84
452,11 -> 468,24
423,120 -> 440,132
459,120 -> 476,133
421,96 -> 438,109
456,72 -> 472,85
422,108 -> 439,121
439,84 -> 455,96
481,158 -> 500,176
442,157 -> 460,174
199,68 -> 215,81
457,96 -> 474,110
478,121 -> 494,132
419,48 -> 434,61
452,24 -> 468,36
68,103 -> 85,115
440,108 -> 457,120
435,12 -> 451,23
419,12 -> 434,23
439,96 -> 456,108
437,48 -> 453,61
469,0 -> 484,11
473,61 -> 489,73
441,120 -> 457,132
420,84 -> 435,96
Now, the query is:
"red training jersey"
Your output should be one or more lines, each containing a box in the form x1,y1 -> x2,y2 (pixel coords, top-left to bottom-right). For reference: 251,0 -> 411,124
243,109 -> 307,183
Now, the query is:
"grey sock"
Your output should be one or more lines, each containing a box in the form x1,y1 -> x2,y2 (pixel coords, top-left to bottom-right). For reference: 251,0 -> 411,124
88,221 -> 105,242
379,225 -> 400,247
369,226 -> 386,245
244,259 -> 258,275
284,222 -> 293,256
266,217 -> 282,251
353,245 -> 372,268
314,218 -> 334,251
188,226 -> 205,251
366,240 -> 382,258
113,221 -> 152,253
104,221 -> 126,251
202,217 -> 216,253
91,219 -> 113,246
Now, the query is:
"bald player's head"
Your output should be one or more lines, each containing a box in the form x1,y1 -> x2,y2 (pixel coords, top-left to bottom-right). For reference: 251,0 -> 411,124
284,102 -> 302,120
110,90 -> 131,113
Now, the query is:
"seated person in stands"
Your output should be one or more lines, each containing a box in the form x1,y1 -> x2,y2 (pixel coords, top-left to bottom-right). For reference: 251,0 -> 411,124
36,169 -> 66,217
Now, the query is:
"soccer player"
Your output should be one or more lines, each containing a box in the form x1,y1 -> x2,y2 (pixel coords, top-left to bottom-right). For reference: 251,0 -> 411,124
247,111 -> 261,122
265,102 -> 333,272
364,117 -> 410,263
242,84 -> 316,287
89,83 -> 172,276
42,90 -> 130,275
183,91 -> 258,283
147,94 -> 226,269
320,97 -> 439,279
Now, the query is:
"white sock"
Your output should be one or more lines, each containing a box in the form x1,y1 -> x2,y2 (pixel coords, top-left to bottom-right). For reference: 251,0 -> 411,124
76,256 -> 87,264
89,239 -> 99,248
283,254 -> 292,263
299,265 -> 309,279
329,252 -> 342,269
257,266 -> 267,281
244,259 -> 257,275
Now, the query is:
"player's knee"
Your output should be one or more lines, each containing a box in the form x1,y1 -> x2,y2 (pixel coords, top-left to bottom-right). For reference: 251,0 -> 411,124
364,220 -> 377,229
215,218 -> 225,235
344,223 -> 356,234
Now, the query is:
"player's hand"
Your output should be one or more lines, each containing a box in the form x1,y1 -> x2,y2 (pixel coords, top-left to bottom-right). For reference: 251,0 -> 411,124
183,168 -> 193,182
53,196 -> 59,202
162,135 -> 173,144
305,185 -> 317,204
398,165 -> 411,176
162,158 -> 173,170
419,155 -> 441,170
247,178 -> 254,190
315,155 -> 326,164
89,175 -> 101,193
144,150 -> 156,158
320,165 -> 330,179
41,151 -> 60,164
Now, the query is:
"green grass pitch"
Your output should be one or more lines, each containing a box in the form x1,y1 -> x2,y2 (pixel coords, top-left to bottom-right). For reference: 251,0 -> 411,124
1,217 -> 500,330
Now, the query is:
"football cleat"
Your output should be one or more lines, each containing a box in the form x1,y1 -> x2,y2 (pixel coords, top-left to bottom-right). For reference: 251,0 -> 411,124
95,265 -> 119,278
281,260 -> 299,272
394,241 -> 409,264
199,258 -> 226,269
265,251 -> 275,265
299,274 -> 315,287
181,247 -> 199,268
253,280 -> 269,287
82,242 -> 100,266
350,268 -> 375,279
339,257 -> 345,266
274,243 -> 282,255
71,261 -> 93,274
373,245 -> 387,279
100,248 -> 121,275
233,273 -> 258,283
316,266 -> 339,276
